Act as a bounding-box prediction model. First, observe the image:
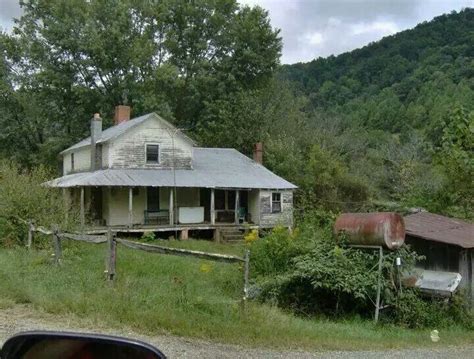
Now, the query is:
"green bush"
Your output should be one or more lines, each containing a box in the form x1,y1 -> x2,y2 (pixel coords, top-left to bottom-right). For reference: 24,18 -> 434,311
250,226 -> 303,277
249,211 -> 472,328
0,161 -> 79,247
384,289 -> 474,329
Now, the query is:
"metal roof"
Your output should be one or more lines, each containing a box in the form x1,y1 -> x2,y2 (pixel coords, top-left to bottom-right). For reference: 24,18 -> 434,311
60,113 -> 196,154
404,212 -> 474,249
48,148 -> 297,190
404,269 -> 462,297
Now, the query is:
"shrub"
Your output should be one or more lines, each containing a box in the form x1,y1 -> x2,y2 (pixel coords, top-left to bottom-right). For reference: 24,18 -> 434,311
141,231 -> 156,242
0,161 -> 79,247
244,229 -> 259,245
384,289 -> 474,329
257,231 -> 382,317
249,210 -> 472,328
249,226 -> 303,277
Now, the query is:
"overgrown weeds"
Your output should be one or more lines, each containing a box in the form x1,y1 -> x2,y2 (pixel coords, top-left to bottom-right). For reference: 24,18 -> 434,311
0,161 -> 79,248
0,240 -> 473,350
248,211 -> 474,329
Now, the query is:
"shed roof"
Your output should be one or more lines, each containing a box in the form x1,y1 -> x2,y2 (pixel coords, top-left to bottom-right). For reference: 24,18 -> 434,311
404,212 -> 474,249
60,112 -> 196,154
48,148 -> 297,190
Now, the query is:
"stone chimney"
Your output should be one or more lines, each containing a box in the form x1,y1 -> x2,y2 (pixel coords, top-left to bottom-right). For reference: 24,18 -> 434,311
90,113 -> 102,171
253,142 -> 263,164
114,105 -> 131,125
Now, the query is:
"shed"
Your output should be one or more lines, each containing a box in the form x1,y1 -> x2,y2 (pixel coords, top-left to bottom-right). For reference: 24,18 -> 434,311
404,211 -> 474,301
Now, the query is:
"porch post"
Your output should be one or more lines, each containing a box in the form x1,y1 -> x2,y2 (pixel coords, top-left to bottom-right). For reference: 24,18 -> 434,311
234,190 -> 240,224
210,188 -> 215,225
62,188 -> 69,222
80,187 -> 85,230
169,188 -> 174,226
128,187 -> 133,228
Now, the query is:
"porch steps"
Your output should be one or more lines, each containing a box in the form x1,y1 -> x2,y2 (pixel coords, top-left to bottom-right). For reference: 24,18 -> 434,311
219,228 -> 245,243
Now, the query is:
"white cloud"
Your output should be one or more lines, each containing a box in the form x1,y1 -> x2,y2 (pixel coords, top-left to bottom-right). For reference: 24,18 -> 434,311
351,21 -> 399,36
304,32 -> 324,45
240,0 -> 473,64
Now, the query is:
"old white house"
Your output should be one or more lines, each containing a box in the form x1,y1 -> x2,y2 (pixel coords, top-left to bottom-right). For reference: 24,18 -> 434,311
49,106 -> 296,239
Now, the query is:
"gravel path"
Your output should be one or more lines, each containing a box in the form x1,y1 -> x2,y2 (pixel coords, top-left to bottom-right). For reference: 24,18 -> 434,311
0,304 -> 472,358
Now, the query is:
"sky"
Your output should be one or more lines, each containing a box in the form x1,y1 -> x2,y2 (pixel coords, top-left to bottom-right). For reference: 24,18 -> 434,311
1,0 -> 473,64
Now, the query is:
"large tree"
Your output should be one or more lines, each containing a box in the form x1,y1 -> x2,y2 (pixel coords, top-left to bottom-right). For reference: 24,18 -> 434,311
0,0 -> 281,166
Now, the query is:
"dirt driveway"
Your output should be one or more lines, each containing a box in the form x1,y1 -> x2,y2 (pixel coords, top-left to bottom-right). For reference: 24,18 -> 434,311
0,304 -> 472,358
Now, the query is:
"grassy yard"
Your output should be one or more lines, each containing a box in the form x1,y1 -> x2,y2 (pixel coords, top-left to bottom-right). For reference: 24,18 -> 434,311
0,239 -> 472,351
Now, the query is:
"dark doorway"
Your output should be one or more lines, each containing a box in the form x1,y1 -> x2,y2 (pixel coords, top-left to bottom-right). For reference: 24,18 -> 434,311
147,188 -> 160,211
200,188 -> 211,222
91,187 -> 103,221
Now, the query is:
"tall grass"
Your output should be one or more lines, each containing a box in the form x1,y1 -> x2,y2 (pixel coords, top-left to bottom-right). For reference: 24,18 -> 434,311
0,240 -> 472,350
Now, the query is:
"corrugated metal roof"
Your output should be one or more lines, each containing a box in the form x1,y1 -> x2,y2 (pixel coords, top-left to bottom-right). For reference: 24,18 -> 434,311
404,269 -> 462,297
48,148 -> 297,190
404,212 -> 474,249
60,113 -> 196,154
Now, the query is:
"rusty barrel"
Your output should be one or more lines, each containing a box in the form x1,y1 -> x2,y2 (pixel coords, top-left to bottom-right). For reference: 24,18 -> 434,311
334,212 -> 405,250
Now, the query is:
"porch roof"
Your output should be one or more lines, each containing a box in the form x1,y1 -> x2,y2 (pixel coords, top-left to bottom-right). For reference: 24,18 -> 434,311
48,148 -> 297,190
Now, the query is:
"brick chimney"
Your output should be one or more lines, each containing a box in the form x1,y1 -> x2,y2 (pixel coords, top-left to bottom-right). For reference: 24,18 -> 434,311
90,113 -> 102,171
253,142 -> 263,164
114,105 -> 131,125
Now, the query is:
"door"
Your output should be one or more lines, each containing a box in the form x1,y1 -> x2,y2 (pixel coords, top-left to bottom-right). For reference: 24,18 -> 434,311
147,188 -> 160,212
91,187 -> 103,221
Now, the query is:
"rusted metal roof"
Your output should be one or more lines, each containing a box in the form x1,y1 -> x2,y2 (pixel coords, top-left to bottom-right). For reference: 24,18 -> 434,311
47,148 -> 297,190
404,212 -> 474,249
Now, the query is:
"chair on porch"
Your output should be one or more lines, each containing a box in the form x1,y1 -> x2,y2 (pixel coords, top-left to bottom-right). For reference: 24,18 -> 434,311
144,210 -> 170,225
238,207 -> 247,223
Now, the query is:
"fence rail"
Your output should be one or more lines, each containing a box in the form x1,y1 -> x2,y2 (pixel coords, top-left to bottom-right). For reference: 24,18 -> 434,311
21,219 -> 251,302
116,237 -> 245,263
59,232 -> 108,244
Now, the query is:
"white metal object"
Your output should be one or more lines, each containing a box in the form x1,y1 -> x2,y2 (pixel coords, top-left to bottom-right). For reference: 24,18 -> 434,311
178,207 -> 204,224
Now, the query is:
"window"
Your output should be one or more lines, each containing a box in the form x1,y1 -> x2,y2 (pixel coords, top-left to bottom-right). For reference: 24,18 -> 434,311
71,153 -> 75,172
146,144 -> 160,164
271,192 -> 281,213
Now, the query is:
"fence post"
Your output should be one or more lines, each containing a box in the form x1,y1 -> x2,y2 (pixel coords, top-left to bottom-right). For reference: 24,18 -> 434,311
374,246 -> 383,323
243,250 -> 250,303
106,228 -> 116,281
27,220 -> 34,250
52,225 -> 62,266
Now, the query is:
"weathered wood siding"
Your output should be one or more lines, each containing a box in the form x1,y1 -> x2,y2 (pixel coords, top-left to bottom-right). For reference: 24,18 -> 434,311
106,187 -> 146,226
63,143 -> 110,174
101,143 -> 110,169
109,117 -> 193,169
259,190 -> 293,227
63,147 -> 91,175
248,189 -> 260,225
176,187 -> 200,207
406,236 -> 473,303
104,187 -> 200,226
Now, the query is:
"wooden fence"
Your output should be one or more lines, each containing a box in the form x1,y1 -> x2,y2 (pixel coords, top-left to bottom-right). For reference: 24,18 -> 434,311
23,219 -> 251,302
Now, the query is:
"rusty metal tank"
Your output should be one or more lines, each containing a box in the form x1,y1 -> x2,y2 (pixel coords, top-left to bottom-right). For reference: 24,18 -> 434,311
334,212 -> 405,250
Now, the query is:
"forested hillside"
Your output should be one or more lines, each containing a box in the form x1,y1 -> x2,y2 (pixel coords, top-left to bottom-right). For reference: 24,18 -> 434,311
279,9 -> 474,137
0,3 -> 472,219
274,9 -> 473,218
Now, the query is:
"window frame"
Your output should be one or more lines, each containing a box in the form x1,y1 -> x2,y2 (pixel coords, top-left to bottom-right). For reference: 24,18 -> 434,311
71,152 -> 75,172
271,192 -> 282,213
145,143 -> 161,165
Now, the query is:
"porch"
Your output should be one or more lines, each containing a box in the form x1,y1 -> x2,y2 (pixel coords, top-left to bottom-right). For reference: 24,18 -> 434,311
71,186 -> 260,230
